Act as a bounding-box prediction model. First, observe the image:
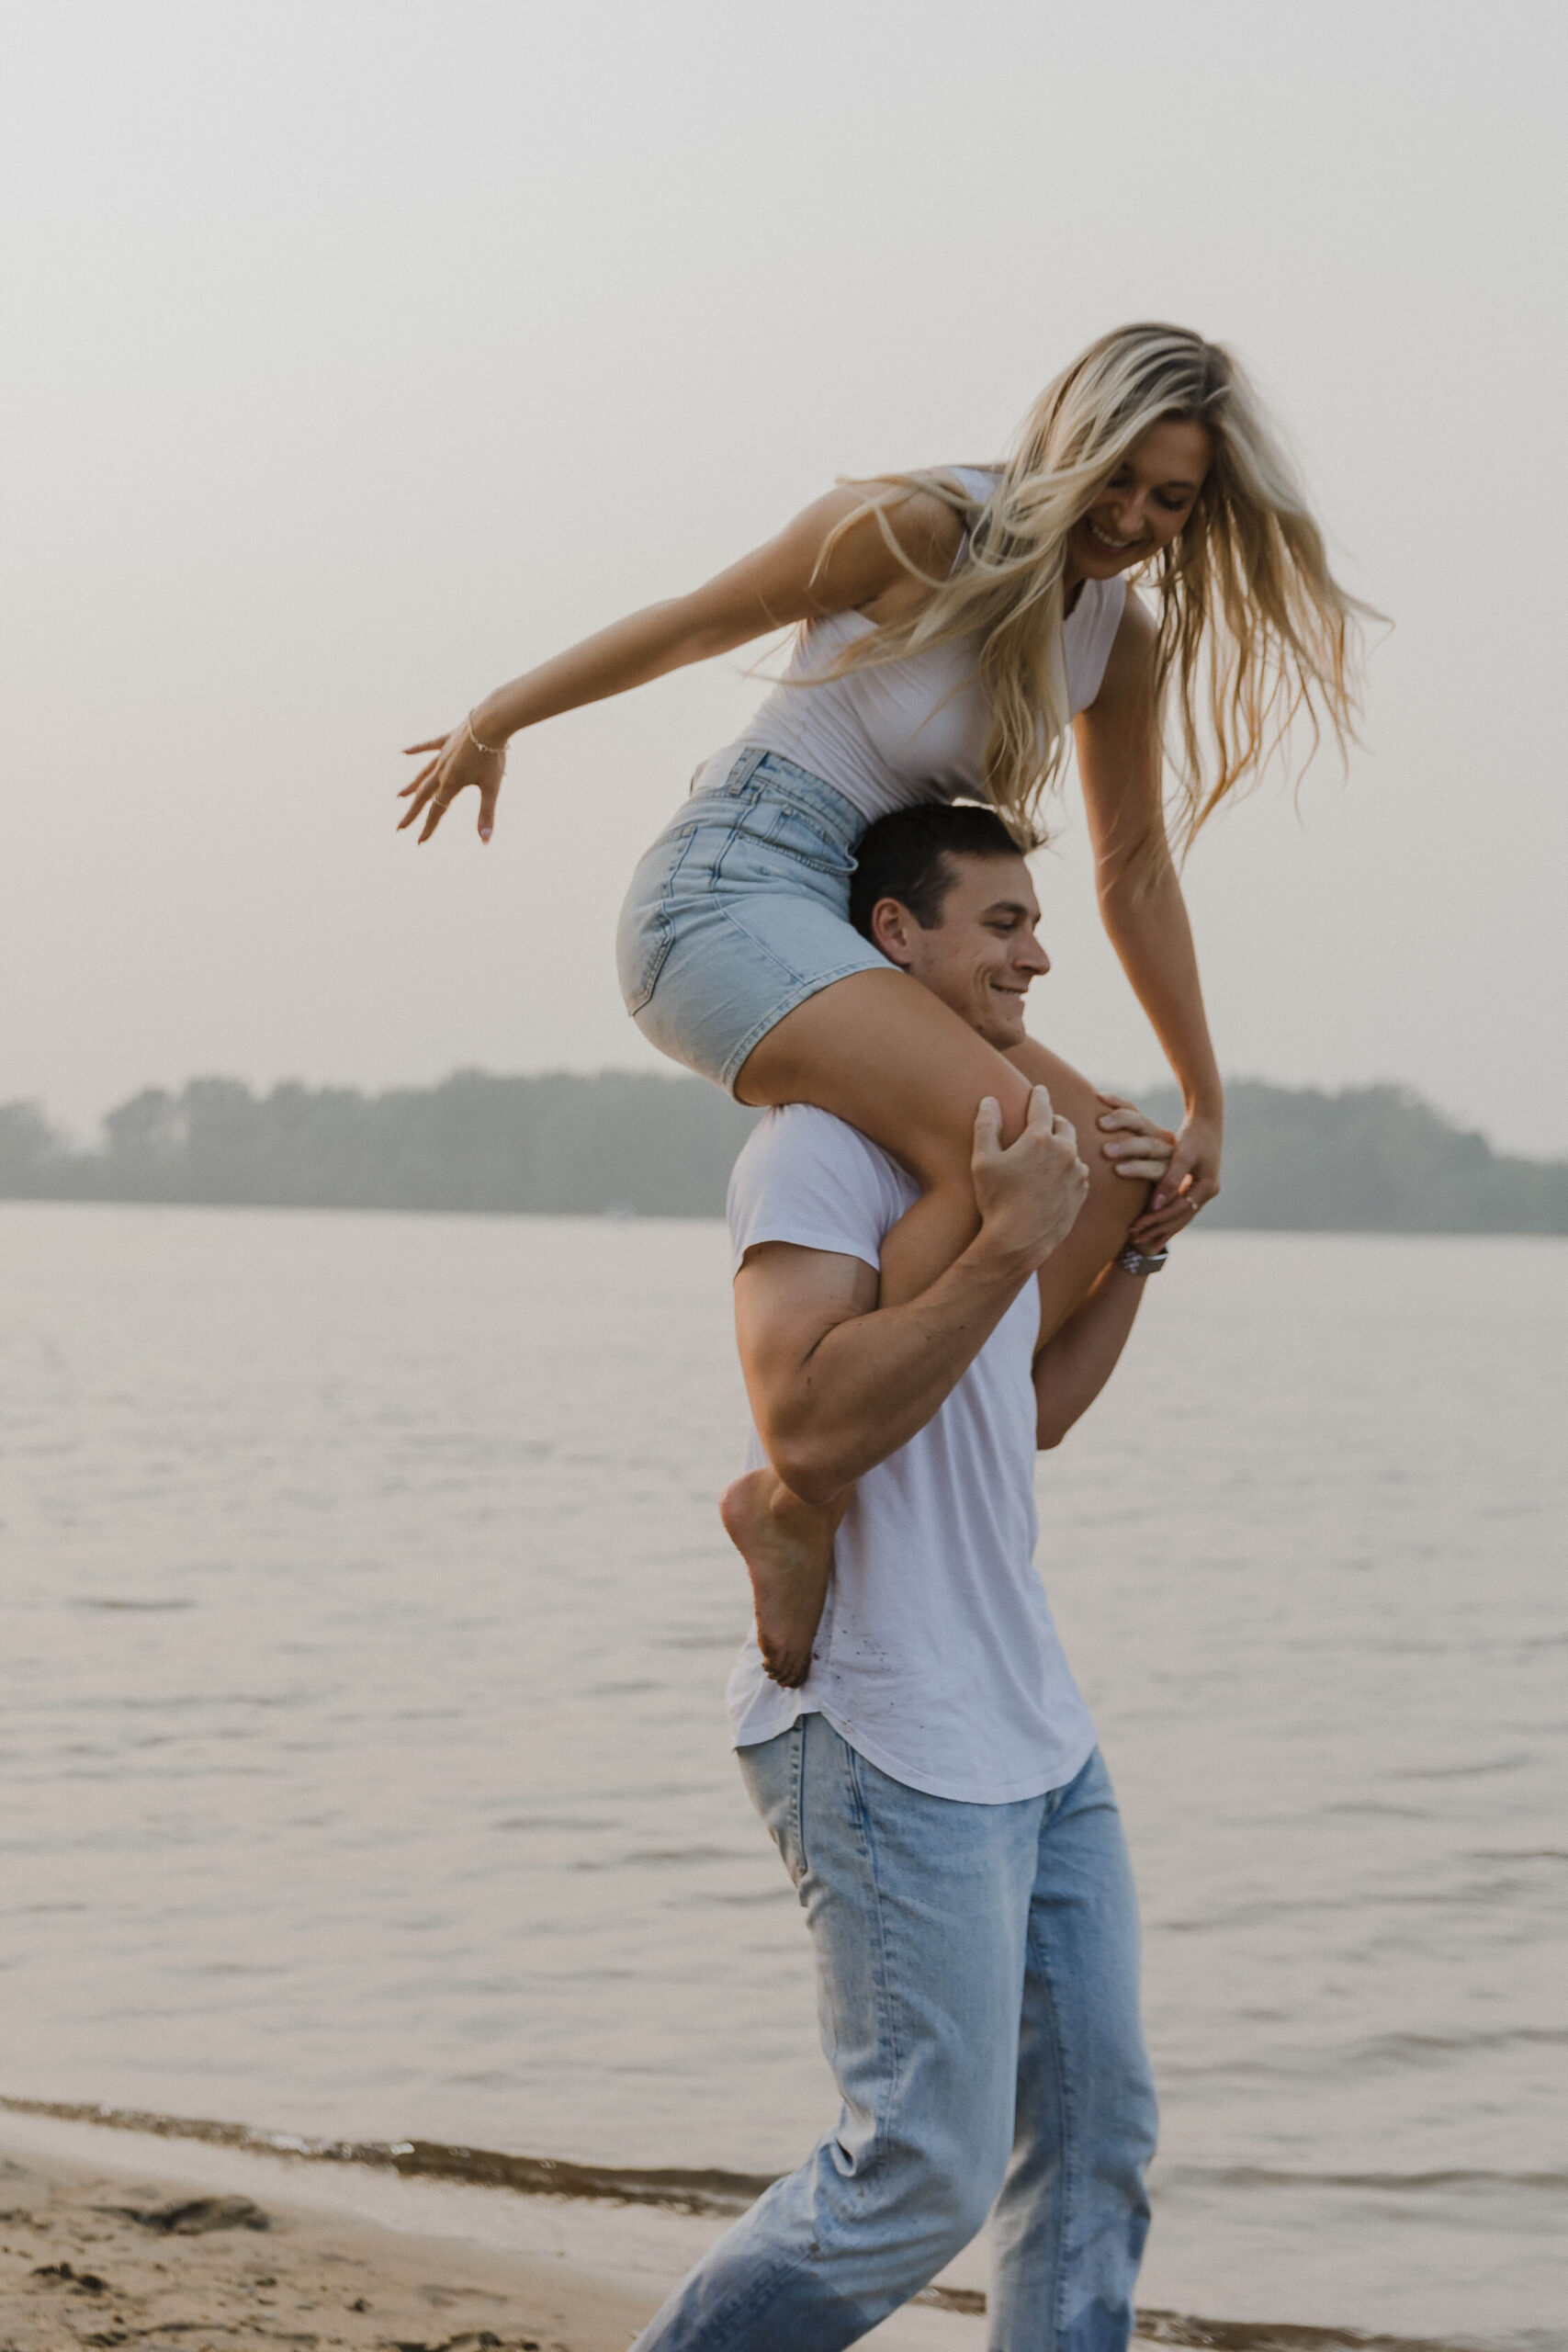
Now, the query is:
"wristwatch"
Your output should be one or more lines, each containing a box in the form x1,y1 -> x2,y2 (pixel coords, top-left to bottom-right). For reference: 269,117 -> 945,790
1115,1244 -> 1169,1277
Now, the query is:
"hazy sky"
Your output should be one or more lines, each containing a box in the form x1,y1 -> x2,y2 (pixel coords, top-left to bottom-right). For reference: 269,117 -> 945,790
4,0 -> 1565,1148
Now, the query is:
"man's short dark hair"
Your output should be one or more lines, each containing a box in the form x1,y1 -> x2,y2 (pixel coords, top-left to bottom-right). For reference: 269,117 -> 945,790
848,803 -> 1022,940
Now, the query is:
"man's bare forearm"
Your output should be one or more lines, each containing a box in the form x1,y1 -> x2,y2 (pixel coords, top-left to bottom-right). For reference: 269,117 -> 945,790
752,1237 -> 1037,1506
1033,1263 -> 1146,1449
738,1089 -> 1089,1504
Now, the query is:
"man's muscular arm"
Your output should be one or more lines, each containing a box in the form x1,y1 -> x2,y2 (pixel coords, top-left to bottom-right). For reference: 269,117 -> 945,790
735,1089 -> 1088,1507
1031,1100 -> 1174,1447
1032,1263 -> 1148,1450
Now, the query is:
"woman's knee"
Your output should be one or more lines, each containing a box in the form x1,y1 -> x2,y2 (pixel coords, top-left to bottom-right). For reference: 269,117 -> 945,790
853,1080 -> 1031,1203
1046,1069 -> 1149,1243
1004,1047 -> 1144,1222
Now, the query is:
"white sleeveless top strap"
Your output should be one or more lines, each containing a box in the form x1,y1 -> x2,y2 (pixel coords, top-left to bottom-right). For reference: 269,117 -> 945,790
705,467 -> 1127,823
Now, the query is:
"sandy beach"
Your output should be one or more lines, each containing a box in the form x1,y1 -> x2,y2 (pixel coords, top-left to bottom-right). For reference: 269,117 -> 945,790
0,2118 -> 1482,2352
0,2138 -> 659,2352
0,2118 -> 1093,2352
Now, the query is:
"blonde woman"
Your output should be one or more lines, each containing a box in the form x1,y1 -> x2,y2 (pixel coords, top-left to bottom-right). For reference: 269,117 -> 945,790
400,322 -> 1368,1681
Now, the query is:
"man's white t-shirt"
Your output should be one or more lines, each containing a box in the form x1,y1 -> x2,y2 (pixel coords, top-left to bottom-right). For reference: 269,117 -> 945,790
726,1104 -> 1097,1805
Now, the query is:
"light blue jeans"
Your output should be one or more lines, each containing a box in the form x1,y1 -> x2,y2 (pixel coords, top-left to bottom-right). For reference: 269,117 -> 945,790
634,1716 -> 1157,2352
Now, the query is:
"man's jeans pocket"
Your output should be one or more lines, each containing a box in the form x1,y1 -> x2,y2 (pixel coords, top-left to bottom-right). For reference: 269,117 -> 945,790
738,1722 -> 808,1890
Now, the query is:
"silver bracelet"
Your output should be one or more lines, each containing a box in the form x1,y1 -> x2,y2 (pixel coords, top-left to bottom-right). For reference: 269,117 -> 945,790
1116,1244 -> 1169,1277
465,709 -> 506,760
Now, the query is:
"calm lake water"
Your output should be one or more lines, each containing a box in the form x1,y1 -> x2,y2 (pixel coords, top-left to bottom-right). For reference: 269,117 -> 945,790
0,1203 -> 1562,2348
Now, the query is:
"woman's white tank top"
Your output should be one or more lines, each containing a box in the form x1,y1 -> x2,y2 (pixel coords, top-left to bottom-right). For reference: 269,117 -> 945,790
701,468 -> 1127,822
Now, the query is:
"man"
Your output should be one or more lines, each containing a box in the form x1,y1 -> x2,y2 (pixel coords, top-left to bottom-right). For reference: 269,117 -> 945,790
637,803 -> 1179,2352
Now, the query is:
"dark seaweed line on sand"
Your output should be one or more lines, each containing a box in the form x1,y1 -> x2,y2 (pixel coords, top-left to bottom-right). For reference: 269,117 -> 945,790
0,2095 -> 774,2218
0,2098 -> 1514,2352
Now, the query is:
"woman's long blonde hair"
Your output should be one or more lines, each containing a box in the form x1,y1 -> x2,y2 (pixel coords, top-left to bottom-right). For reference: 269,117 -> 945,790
819,322 -> 1376,853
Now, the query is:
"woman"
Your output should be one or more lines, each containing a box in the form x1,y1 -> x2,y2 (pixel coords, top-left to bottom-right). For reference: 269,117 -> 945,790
399,322 -> 1369,1682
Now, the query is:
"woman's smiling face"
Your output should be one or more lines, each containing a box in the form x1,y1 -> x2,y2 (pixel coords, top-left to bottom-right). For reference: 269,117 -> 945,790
1071,414 -> 1213,580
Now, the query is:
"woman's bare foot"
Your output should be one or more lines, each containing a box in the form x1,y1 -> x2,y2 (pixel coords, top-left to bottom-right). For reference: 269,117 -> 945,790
719,1469 -> 840,1688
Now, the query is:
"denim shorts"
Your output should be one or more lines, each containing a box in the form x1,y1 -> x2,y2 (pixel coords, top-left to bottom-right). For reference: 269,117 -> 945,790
615,749 -> 889,1096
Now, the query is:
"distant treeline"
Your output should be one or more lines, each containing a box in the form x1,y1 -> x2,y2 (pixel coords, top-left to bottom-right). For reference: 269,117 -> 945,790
1,1071 -> 1564,1232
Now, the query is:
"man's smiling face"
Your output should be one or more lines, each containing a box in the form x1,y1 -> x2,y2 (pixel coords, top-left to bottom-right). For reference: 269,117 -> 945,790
870,851 -> 1050,1050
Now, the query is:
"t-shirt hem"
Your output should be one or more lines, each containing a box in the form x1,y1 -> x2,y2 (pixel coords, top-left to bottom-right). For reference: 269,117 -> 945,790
732,1694 -> 819,1750
736,1702 -> 1097,1808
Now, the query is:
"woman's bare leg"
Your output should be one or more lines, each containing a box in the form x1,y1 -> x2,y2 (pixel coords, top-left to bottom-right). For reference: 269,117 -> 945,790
719,972 -> 1149,1685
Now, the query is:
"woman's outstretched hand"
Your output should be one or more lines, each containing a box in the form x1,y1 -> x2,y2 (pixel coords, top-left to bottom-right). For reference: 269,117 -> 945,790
1127,1104 -> 1222,1249
397,725 -> 506,844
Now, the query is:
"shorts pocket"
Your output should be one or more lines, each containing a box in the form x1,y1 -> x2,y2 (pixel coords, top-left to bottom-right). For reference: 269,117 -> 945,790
729,797 -> 858,879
